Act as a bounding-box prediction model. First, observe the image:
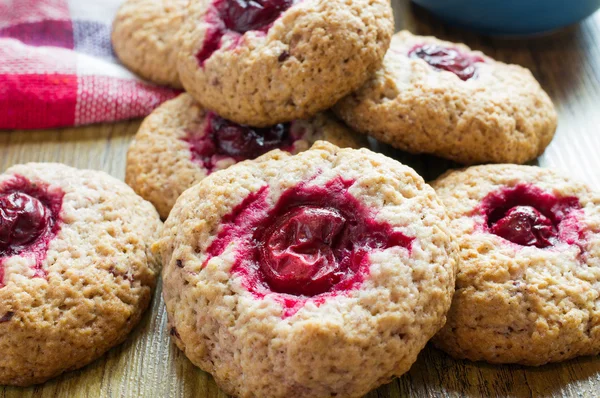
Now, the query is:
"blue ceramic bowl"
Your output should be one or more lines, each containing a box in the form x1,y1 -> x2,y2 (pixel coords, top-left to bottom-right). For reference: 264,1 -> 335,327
412,0 -> 600,36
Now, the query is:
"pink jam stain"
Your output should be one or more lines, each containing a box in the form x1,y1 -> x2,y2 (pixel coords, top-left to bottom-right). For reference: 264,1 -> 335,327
0,175 -> 64,287
196,24 -> 225,66
204,177 -> 414,317
196,0 -> 294,65
408,44 -> 485,81
476,183 -> 583,249
183,112 -> 295,173
222,0 -> 294,33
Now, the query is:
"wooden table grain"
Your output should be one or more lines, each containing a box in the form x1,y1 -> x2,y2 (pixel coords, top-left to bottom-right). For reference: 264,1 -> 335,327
2,2 -> 600,397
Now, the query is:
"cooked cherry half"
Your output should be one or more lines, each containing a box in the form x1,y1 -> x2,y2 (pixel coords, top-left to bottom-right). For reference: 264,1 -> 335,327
221,0 -> 294,33
211,114 -> 291,158
409,44 -> 484,81
196,0 -> 294,65
205,177 -> 414,305
253,180 -> 413,296
479,184 -> 581,248
0,192 -> 50,253
0,176 -> 64,286
184,113 -> 292,172
260,206 -> 347,296
490,205 -> 556,248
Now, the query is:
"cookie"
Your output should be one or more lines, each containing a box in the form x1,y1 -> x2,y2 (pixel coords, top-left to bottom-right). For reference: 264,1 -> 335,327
0,163 -> 162,386
431,164 -> 600,365
157,141 -> 457,398
176,0 -> 394,126
334,31 -> 558,165
112,0 -> 187,88
125,93 -> 367,219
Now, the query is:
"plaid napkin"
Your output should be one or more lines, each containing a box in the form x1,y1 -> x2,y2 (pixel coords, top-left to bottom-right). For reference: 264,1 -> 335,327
0,0 -> 178,130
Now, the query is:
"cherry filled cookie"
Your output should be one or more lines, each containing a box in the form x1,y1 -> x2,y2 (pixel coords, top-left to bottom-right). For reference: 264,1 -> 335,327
334,31 -> 558,165
176,0 -> 394,126
432,164 -> 600,365
157,141 -> 457,398
126,93 -> 367,219
112,0 -> 187,88
0,163 -> 162,386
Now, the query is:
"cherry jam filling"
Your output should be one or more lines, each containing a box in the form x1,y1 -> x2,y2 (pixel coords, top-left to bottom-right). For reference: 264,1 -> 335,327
408,44 -> 485,81
259,206 -> 346,296
478,184 -> 582,248
196,0 -> 294,65
196,25 -> 224,66
0,192 -> 50,252
204,177 -> 414,316
0,176 -> 63,286
184,112 -> 293,173
222,0 -> 294,33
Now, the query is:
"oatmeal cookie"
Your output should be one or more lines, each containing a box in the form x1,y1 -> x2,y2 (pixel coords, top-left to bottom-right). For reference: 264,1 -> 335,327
125,93 -> 367,219
334,31 -> 557,165
432,164 -> 600,365
176,0 -> 394,126
112,0 -> 187,88
158,141 -> 457,398
0,163 -> 162,386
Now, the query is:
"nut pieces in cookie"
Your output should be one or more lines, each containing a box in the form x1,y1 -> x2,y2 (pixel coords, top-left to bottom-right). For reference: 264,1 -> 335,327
0,163 -> 162,386
158,141 -> 457,398
432,164 -> 600,365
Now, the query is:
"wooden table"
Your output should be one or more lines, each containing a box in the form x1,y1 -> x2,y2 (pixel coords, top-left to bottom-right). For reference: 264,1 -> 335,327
2,2 -> 600,397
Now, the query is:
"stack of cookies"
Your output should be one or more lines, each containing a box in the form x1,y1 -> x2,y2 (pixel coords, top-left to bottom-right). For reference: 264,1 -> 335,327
1,0 -> 598,396
115,0 -> 558,218
110,0 -> 599,397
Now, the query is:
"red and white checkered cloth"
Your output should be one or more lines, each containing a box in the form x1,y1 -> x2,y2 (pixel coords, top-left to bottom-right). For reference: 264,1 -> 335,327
0,0 -> 179,130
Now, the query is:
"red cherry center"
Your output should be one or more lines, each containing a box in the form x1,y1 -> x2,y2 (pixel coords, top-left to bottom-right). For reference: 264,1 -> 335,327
409,44 -> 484,81
260,206 -> 346,296
479,184 -> 582,248
205,177 -> 414,305
184,113 -> 292,173
0,192 -> 50,254
196,0 -> 294,65
490,205 -> 556,248
221,0 -> 294,33
211,114 -> 291,158
252,181 -> 414,297
0,176 -> 64,287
